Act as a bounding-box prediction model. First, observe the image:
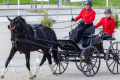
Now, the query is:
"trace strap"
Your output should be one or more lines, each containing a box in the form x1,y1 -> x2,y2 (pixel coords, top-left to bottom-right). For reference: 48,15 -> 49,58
15,38 -> 76,51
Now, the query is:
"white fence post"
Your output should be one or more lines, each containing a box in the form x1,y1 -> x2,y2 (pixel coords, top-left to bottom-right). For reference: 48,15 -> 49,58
58,0 -> 62,8
106,0 -> 108,7
18,0 -> 20,15
4,0 -> 5,4
7,0 -> 9,9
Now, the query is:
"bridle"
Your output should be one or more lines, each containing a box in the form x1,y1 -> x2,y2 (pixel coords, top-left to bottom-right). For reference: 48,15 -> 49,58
10,22 -> 31,44
10,24 -> 20,37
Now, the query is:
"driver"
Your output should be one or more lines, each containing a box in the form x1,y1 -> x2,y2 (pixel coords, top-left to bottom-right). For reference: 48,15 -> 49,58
95,8 -> 115,40
70,0 -> 96,43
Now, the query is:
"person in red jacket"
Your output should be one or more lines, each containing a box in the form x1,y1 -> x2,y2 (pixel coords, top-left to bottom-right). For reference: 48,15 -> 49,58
69,0 -> 96,43
95,8 -> 115,40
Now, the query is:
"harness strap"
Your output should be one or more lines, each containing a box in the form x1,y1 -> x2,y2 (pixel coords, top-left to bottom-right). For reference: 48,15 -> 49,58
15,38 -> 51,49
15,38 -> 75,51
28,24 -> 37,39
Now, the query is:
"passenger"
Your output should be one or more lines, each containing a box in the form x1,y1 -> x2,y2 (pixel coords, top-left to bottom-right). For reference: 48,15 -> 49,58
70,0 -> 96,43
95,8 -> 115,40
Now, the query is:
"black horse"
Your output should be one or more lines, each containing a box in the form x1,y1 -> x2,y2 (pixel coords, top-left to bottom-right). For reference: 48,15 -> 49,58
0,16 -> 59,79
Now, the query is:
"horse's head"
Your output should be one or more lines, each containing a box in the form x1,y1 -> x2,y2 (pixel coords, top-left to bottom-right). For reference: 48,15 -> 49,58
7,16 -> 26,42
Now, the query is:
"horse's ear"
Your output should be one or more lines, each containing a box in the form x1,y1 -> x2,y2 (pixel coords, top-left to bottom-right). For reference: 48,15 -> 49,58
7,16 -> 11,21
15,16 -> 20,23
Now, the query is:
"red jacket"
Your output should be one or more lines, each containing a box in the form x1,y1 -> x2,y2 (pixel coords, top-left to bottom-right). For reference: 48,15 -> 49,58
75,8 -> 96,24
95,17 -> 115,35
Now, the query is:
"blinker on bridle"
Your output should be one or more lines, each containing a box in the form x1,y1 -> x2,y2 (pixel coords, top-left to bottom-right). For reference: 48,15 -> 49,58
10,25 -> 15,29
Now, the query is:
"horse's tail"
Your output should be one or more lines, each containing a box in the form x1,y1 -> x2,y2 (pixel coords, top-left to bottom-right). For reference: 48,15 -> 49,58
52,40 -> 59,65
44,26 -> 59,65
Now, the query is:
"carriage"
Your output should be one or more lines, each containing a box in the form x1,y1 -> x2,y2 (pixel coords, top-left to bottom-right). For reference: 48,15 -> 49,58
1,16 -> 120,79
51,25 -> 120,77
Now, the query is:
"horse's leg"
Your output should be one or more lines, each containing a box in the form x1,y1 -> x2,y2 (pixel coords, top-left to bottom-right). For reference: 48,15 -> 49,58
25,52 -> 33,79
52,45 -> 59,65
47,53 -> 56,75
1,47 -> 17,79
33,48 -> 49,78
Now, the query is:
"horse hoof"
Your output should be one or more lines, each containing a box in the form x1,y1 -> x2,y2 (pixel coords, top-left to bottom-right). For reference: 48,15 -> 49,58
33,75 -> 36,78
53,72 -> 56,75
29,77 -> 33,80
1,75 -> 4,79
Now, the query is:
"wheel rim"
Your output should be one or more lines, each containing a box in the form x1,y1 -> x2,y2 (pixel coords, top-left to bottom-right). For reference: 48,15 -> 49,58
106,42 -> 120,74
80,46 -> 101,77
52,52 -> 69,74
75,54 -> 82,71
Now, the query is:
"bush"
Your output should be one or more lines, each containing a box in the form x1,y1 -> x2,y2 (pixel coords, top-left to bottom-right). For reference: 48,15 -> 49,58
40,9 -> 56,27
110,2 -> 120,29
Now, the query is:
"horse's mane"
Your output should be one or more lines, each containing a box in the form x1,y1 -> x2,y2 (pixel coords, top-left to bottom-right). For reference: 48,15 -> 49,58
14,16 -> 26,23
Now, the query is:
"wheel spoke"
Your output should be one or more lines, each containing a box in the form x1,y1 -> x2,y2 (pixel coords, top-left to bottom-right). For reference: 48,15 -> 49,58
89,65 -> 91,76
61,62 -> 65,70
83,64 -> 87,69
91,64 -> 95,74
91,63 -> 98,69
108,60 -> 115,67
112,61 -> 116,73
86,64 -> 89,72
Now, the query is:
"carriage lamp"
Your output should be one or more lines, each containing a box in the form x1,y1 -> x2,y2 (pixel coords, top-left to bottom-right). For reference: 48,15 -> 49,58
107,55 -> 110,58
82,57 -> 84,60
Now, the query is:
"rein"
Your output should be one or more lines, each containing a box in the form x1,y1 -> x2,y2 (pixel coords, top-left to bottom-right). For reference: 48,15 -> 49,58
18,26 -> 31,37
52,22 -> 80,29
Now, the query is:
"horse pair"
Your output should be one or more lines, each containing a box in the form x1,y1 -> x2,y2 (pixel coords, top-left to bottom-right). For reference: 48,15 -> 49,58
0,16 -> 59,79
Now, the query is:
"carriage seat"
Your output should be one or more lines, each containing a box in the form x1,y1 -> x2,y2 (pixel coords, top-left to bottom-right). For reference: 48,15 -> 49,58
84,25 -> 95,37
84,26 -> 95,34
80,26 -> 95,47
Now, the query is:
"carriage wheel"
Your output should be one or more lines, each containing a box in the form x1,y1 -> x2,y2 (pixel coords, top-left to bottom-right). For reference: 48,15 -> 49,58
51,51 -> 69,74
75,56 -> 82,71
106,42 -> 120,74
80,46 -> 101,77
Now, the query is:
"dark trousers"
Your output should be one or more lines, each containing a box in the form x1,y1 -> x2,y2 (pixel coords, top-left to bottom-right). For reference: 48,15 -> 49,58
69,23 -> 93,43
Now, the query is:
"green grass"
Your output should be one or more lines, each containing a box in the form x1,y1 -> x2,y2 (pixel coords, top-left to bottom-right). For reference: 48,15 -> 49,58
0,0 -> 49,4
62,0 -> 120,6
28,10 -> 47,14
0,0 -> 120,6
